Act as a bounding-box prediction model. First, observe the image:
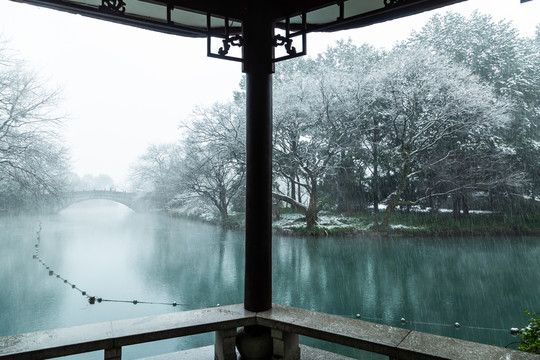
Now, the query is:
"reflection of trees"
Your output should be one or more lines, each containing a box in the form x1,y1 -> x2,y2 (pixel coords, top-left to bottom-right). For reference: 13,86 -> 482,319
272,235 -> 540,346
4,210 -> 537,351
136,218 -> 244,309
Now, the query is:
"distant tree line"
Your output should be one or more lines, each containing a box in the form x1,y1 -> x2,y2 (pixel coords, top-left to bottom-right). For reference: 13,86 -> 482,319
0,39 -> 70,213
131,12 -> 540,230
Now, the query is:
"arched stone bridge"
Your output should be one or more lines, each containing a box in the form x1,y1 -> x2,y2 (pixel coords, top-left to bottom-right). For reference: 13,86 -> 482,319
57,190 -> 151,212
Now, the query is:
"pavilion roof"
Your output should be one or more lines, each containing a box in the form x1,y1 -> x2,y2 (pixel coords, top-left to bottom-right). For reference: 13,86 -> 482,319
10,0 -> 464,39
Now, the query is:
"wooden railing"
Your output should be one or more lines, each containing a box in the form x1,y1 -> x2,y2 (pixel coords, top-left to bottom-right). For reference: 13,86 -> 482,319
0,304 -> 537,360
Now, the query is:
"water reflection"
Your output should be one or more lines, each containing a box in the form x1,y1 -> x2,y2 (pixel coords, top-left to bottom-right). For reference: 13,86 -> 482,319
273,235 -> 540,350
0,201 -> 539,359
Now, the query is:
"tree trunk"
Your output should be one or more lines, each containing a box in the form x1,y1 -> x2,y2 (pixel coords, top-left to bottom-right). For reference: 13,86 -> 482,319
272,199 -> 281,220
216,204 -> 228,221
378,160 -> 410,231
219,188 -> 228,221
297,175 -> 302,203
462,194 -> 469,216
290,176 -> 296,202
372,119 -> 380,214
336,150 -> 347,213
272,192 -> 308,218
290,139 -> 297,202
272,177 -> 318,229
305,178 -> 318,228
452,195 -> 460,219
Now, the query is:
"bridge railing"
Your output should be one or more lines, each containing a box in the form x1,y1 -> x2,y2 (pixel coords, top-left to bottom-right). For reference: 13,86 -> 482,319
0,304 -> 536,360
54,190 -> 149,212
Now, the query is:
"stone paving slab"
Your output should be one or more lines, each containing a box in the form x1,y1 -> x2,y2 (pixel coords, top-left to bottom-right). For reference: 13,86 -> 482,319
138,344 -> 357,360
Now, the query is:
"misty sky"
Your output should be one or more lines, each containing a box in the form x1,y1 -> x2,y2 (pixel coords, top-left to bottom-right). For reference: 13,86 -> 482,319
0,0 -> 539,189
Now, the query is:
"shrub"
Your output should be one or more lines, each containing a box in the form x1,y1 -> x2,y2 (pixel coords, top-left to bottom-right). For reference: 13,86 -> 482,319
518,311 -> 540,354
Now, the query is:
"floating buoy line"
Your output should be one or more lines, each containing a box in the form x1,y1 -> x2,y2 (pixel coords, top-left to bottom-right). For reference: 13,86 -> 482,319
32,222 -> 219,309
345,313 -> 521,335
33,223 -> 522,338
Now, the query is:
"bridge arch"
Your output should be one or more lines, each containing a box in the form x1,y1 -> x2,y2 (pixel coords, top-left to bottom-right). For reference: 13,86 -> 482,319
57,191 -> 148,213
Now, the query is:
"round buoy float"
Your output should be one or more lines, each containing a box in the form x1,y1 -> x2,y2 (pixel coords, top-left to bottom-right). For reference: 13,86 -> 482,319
401,318 -> 406,324
454,322 -> 460,328
510,328 -> 520,336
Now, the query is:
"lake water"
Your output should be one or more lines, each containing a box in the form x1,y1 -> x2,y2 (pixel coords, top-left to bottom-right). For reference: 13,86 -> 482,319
1,201 -> 539,359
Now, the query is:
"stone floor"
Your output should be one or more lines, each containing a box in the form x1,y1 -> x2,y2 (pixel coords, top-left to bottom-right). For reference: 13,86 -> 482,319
139,344 -> 356,360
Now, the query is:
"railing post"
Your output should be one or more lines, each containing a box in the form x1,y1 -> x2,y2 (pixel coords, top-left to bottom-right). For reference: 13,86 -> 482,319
215,328 -> 238,360
104,346 -> 121,360
271,329 -> 300,360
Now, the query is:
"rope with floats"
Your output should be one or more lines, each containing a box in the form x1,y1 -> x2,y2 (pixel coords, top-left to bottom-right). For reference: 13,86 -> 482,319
343,313 -> 521,335
32,222 -> 523,338
32,222 -> 221,309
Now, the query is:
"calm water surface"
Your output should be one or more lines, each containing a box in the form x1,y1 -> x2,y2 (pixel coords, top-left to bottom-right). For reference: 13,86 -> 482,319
1,201 -> 539,359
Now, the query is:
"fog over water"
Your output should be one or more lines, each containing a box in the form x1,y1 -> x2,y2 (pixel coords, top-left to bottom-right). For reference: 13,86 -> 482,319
1,201 -> 539,359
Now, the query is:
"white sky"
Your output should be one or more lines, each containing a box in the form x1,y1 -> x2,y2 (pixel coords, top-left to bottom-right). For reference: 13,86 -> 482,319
0,0 -> 539,189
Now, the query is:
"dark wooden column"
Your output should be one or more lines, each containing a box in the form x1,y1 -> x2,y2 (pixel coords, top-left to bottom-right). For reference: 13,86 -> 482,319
242,3 -> 274,312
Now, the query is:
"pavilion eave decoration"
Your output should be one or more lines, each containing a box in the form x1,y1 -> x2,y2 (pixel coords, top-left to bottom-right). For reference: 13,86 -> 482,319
11,0 -> 465,63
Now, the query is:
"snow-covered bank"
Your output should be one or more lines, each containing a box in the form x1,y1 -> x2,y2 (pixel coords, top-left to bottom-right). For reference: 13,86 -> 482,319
168,206 -> 540,238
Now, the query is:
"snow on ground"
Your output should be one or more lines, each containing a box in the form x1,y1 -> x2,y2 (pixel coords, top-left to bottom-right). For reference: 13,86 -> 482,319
272,213 -> 306,229
272,212 -> 373,232
169,202 -> 494,234
390,224 -> 423,230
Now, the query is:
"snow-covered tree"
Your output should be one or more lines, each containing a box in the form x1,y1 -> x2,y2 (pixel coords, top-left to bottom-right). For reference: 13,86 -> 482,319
0,39 -> 70,212
318,42 -> 384,213
365,47 -> 514,230
409,11 -> 540,202
179,101 -> 246,221
273,57 -> 360,228
131,143 -> 183,207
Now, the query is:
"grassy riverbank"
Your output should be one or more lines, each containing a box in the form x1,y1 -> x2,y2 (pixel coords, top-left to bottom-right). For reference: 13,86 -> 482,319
272,210 -> 540,237
169,207 -> 540,237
